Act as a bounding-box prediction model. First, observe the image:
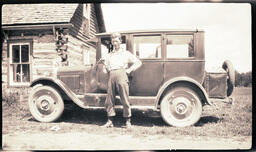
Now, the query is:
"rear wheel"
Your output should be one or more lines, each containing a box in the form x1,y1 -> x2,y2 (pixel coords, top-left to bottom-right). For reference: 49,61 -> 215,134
160,85 -> 202,127
28,85 -> 64,122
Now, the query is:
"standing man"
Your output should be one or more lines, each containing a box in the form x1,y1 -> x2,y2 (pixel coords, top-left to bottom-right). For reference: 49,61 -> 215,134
102,32 -> 142,128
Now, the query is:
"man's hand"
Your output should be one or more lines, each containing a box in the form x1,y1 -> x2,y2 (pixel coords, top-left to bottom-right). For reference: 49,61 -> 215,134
103,66 -> 108,73
97,58 -> 105,64
126,68 -> 132,75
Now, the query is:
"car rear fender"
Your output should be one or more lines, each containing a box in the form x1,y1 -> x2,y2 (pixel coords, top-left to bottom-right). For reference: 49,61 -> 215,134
155,76 -> 212,108
30,77 -> 88,109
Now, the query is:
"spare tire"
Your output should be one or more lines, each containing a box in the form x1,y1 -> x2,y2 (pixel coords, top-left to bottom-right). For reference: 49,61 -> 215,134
222,60 -> 235,96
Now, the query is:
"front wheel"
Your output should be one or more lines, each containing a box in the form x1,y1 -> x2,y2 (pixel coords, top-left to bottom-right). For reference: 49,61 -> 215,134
160,85 -> 202,127
28,85 -> 64,122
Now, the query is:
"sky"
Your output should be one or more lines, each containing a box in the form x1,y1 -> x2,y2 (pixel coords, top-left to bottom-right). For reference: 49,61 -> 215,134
101,3 -> 252,73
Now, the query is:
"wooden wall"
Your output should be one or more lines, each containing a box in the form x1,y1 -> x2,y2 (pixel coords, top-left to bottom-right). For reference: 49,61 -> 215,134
2,42 -> 8,84
2,29 -> 58,87
66,35 -> 84,66
69,4 -> 99,41
32,32 -> 58,80
89,4 -> 100,38
67,3 -> 98,66
2,4 -> 101,88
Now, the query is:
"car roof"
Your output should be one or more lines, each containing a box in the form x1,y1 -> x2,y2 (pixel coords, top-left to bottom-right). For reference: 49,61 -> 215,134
95,29 -> 204,36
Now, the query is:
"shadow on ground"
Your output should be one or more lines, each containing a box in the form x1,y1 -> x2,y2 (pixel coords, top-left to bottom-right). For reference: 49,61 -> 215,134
58,103 -> 221,127
195,116 -> 222,126
59,104 -> 167,127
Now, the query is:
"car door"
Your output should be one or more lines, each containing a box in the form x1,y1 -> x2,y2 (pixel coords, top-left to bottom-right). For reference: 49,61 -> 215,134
129,34 -> 164,96
163,32 -> 205,84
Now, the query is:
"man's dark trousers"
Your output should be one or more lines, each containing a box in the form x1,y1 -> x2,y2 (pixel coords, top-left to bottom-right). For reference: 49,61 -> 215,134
105,68 -> 131,118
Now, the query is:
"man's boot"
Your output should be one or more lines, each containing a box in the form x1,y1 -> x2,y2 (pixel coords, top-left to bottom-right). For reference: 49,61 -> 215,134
125,117 -> 131,129
102,117 -> 114,128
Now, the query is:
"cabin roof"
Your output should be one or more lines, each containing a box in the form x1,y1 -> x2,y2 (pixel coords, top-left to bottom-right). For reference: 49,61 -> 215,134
2,4 -> 106,32
2,4 -> 79,25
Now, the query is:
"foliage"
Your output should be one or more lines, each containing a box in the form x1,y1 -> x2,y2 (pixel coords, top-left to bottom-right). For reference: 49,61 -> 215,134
2,85 -> 31,121
2,85 -> 30,106
235,71 -> 252,87
2,86 -> 19,106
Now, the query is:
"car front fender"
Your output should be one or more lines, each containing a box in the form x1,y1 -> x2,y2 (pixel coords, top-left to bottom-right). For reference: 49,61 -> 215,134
30,77 -> 89,109
155,76 -> 212,107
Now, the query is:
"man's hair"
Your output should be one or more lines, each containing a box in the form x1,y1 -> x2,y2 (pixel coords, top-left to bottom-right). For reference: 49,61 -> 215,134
111,32 -> 122,41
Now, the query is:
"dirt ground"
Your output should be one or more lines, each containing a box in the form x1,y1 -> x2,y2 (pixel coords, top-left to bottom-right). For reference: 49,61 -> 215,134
2,106 -> 252,150
2,130 -> 251,150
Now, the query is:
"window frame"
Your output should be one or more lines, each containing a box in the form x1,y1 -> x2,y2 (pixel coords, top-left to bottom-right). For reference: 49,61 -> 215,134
82,4 -> 91,36
131,33 -> 164,60
82,45 -> 90,65
164,33 -> 196,60
7,39 -> 33,87
83,4 -> 91,19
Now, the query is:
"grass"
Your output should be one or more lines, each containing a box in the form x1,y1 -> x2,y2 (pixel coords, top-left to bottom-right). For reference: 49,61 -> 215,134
2,84 -> 30,105
194,87 -> 252,137
2,87 -> 252,138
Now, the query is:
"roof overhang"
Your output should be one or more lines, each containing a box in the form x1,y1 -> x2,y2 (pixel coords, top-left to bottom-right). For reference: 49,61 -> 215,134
2,23 -> 73,31
95,29 -> 204,36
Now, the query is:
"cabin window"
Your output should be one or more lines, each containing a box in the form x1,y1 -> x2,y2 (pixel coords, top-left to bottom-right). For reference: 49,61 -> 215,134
83,49 -> 90,65
166,35 -> 194,58
83,45 -> 96,65
8,42 -> 32,86
133,35 -> 162,59
83,4 -> 90,19
82,4 -> 90,35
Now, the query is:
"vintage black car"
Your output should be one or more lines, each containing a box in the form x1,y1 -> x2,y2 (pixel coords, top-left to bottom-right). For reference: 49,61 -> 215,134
28,29 -> 235,127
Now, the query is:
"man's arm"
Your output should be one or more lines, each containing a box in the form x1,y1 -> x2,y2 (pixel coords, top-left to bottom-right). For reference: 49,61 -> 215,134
126,52 -> 142,74
98,55 -> 111,73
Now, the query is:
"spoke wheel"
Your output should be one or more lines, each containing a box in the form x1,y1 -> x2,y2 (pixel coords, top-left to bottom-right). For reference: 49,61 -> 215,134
160,85 -> 202,127
28,86 -> 64,122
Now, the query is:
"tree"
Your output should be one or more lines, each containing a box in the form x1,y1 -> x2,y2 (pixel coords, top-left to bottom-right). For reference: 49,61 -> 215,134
235,70 -> 241,86
235,70 -> 252,87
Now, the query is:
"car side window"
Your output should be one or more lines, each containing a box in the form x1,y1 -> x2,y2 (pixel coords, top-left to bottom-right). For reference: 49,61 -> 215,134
133,35 -> 161,59
166,35 -> 194,58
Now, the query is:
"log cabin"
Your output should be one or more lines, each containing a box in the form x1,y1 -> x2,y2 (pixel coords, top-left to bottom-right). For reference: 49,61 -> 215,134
1,3 -> 106,89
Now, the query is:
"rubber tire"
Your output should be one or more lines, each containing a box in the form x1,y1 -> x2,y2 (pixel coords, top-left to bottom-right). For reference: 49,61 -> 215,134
28,85 -> 64,122
160,85 -> 202,127
222,60 -> 235,96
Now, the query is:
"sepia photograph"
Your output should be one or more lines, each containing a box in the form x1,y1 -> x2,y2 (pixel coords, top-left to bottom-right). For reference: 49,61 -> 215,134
1,2 -> 252,150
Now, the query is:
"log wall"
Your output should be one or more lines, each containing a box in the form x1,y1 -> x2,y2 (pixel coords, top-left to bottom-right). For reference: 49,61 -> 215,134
67,3 -> 98,66
2,42 -> 8,84
2,4 -> 100,88
2,29 -> 58,87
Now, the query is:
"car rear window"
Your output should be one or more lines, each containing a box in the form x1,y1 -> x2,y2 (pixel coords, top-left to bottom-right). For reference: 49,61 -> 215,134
166,35 -> 194,58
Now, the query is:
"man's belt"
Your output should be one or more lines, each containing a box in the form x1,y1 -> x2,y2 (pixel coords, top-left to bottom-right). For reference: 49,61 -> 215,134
110,68 -> 125,71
